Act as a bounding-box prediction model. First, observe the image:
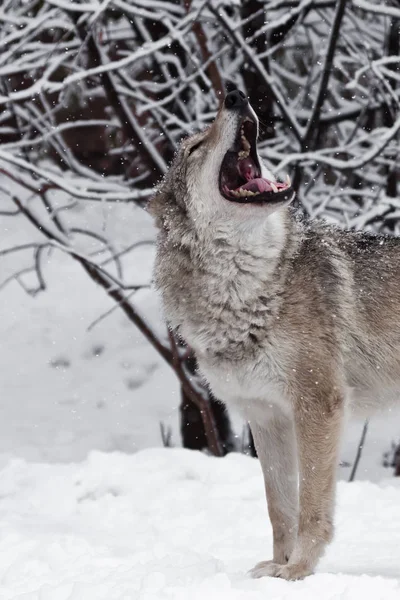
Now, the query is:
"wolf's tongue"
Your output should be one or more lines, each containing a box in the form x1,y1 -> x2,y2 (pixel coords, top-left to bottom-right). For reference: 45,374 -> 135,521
240,179 -> 273,193
237,158 -> 273,193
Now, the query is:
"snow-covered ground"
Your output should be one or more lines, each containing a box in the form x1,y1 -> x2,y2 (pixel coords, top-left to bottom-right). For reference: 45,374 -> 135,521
2,188 -> 400,596
0,199 -> 180,464
0,448 -> 399,599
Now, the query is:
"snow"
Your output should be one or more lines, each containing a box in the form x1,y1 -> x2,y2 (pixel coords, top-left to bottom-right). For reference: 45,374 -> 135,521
0,448 -> 399,599
0,198 -> 180,464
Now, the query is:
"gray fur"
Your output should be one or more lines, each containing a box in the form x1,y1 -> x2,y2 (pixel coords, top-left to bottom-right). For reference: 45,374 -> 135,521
149,101 -> 400,580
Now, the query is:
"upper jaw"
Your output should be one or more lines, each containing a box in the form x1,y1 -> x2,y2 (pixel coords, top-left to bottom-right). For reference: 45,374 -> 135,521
218,107 -> 293,205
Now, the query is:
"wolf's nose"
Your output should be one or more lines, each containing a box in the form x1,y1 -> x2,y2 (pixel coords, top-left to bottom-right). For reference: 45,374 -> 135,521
224,90 -> 248,110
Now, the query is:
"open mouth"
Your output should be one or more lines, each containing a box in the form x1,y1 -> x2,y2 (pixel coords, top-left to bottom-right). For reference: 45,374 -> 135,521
219,117 -> 292,204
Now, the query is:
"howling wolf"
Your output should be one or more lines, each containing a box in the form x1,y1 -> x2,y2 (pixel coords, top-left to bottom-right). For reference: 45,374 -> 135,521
149,89 -> 400,579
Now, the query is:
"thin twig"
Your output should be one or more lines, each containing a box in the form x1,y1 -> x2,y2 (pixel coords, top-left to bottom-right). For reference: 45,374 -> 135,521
349,420 -> 369,482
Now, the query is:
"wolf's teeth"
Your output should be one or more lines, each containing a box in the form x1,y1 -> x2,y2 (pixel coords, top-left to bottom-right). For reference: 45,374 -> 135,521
270,182 -> 278,193
286,174 -> 291,187
237,189 -> 255,197
231,189 -> 259,198
238,147 -> 250,159
241,135 -> 250,151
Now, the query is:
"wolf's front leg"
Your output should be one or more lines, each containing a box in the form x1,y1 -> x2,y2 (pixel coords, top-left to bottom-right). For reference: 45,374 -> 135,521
249,411 -> 298,578
273,390 -> 344,580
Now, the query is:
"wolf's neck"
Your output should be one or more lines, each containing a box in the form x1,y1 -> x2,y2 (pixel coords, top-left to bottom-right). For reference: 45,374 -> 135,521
194,209 -> 291,280
156,207 -> 300,350
174,208 -> 298,356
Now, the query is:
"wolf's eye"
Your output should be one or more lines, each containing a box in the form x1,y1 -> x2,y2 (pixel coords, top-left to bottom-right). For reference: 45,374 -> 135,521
188,141 -> 202,156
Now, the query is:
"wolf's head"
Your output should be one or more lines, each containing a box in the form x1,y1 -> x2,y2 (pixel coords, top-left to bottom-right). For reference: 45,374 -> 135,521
149,90 -> 295,235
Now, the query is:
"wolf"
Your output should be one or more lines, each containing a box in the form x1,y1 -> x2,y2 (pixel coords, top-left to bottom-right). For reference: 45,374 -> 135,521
149,89 -> 400,580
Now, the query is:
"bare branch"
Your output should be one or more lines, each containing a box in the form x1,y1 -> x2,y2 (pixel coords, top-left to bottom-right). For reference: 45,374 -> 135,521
349,420 -> 369,482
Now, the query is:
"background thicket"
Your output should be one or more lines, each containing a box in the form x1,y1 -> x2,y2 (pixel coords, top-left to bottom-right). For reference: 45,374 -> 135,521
0,0 -> 399,457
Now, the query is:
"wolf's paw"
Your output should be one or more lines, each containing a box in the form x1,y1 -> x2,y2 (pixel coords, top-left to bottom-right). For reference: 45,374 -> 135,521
249,560 -> 313,580
249,560 -> 282,579
274,562 -> 313,581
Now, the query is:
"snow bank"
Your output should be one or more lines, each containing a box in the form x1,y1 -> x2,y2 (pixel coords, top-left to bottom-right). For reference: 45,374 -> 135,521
0,204 -> 180,464
0,448 -> 399,599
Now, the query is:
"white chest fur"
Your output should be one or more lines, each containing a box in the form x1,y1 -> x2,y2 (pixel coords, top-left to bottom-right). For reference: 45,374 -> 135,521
178,212 -> 287,356
162,211 -> 292,424
198,352 -> 292,425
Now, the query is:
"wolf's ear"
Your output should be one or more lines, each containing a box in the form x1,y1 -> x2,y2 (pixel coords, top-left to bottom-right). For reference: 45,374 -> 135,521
147,188 -> 166,229
147,183 -> 186,231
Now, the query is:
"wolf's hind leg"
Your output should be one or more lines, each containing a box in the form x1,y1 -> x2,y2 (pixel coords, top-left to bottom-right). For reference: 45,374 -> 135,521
249,410 -> 298,578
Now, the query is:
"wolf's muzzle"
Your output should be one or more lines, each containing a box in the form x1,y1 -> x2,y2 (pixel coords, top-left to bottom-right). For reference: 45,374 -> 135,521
219,90 -> 293,204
